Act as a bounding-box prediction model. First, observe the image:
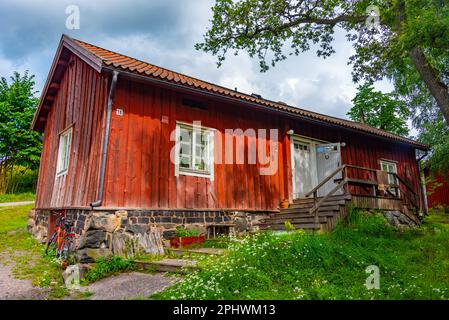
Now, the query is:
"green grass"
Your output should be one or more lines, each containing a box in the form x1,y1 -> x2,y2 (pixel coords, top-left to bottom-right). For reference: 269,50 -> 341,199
0,204 -> 32,233
0,204 -> 68,298
81,256 -> 135,284
153,210 -> 449,300
0,192 -> 35,203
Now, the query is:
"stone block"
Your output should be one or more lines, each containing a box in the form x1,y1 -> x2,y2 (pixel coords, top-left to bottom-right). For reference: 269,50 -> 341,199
162,229 -> 176,239
27,218 -> 35,231
89,212 -> 120,232
137,217 -> 150,224
115,210 -> 128,218
111,230 -> 135,258
77,230 -> 107,249
120,217 -> 128,226
76,248 -> 112,263
126,224 -> 149,234
234,217 -> 248,232
28,210 -> 36,219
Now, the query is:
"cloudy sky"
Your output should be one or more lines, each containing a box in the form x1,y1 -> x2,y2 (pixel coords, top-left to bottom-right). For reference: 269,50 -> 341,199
0,0 -> 394,120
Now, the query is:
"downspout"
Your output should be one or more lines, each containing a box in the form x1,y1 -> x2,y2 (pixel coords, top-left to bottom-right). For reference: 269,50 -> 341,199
417,150 -> 429,216
90,70 -> 119,208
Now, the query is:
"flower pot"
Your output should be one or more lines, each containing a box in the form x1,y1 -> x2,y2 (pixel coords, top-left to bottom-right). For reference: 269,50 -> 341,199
170,234 -> 205,248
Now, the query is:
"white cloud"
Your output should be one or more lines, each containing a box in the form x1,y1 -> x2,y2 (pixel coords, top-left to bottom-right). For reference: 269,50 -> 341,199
0,56 -> 14,77
0,0 -> 398,123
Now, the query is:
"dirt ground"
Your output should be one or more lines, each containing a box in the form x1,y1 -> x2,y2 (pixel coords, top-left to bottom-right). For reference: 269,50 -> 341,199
0,259 -> 47,300
80,272 -> 180,300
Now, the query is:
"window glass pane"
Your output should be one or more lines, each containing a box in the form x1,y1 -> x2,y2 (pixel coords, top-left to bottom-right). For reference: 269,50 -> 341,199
179,128 -> 191,143
180,155 -> 191,168
180,143 -> 191,156
381,161 -> 398,186
57,129 -> 72,175
177,125 -> 212,175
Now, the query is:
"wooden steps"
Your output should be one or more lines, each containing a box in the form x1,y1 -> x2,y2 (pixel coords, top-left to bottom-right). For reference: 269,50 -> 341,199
260,194 -> 351,232
262,223 -> 321,231
135,258 -> 199,274
292,194 -> 351,204
166,248 -> 225,257
280,205 -> 340,214
135,248 -> 225,274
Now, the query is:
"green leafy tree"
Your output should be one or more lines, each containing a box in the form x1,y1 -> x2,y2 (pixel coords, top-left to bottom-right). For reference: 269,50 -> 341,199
0,71 -> 42,193
348,83 -> 409,136
196,0 -> 449,125
419,116 -> 449,178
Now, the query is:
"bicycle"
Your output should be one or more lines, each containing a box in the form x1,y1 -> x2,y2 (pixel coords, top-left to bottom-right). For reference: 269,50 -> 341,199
45,211 -> 76,261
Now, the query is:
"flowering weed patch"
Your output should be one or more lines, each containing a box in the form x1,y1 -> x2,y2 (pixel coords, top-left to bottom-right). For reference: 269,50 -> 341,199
153,211 -> 449,300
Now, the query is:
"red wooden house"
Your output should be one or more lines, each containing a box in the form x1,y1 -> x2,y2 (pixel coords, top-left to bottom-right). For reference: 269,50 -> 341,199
425,169 -> 449,209
30,35 -> 428,242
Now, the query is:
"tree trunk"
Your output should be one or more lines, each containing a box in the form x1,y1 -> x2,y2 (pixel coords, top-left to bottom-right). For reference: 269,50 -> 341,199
410,47 -> 449,125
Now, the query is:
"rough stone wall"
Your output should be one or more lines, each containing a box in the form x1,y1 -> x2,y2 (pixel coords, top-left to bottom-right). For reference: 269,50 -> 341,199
384,210 -> 418,228
29,208 -> 267,263
27,209 -> 49,244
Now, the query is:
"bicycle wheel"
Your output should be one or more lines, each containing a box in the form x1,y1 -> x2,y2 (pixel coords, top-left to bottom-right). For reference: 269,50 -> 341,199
61,234 -> 75,261
45,231 -> 58,255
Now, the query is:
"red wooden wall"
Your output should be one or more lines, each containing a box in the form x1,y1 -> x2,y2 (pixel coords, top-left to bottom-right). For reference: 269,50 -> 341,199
426,171 -> 449,207
102,79 -> 286,211
35,55 -> 108,209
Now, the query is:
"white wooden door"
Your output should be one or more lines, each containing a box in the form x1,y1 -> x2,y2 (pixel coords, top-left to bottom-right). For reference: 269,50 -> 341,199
316,143 -> 342,197
292,140 -> 316,198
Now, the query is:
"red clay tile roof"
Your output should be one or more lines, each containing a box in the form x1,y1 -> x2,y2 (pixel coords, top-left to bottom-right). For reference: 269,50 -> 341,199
36,35 -> 428,149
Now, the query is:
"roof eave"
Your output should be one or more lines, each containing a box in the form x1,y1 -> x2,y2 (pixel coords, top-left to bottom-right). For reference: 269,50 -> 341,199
102,66 -> 428,151
31,34 -> 103,132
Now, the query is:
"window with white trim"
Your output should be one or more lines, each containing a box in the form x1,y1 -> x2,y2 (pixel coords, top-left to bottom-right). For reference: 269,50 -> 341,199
380,160 -> 399,196
56,127 -> 72,177
175,123 -> 214,179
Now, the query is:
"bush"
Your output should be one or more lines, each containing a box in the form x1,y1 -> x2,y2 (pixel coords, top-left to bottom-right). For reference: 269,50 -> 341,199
82,256 -> 135,284
0,191 -> 35,203
175,226 -> 201,237
0,166 -> 38,194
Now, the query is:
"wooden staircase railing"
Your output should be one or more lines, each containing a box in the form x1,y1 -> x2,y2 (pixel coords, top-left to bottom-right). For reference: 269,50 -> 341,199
303,164 -> 420,223
305,165 -> 348,223
394,173 -> 420,210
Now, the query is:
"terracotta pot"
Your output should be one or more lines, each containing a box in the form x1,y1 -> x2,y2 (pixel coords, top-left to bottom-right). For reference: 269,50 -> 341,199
170,234 -> 206,248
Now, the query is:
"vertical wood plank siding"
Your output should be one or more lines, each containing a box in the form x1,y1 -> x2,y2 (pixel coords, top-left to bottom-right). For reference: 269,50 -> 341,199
36,71 -> 422,211
103,79 -> 284,210
35,55 -> 108,209
426,171 -> 449,207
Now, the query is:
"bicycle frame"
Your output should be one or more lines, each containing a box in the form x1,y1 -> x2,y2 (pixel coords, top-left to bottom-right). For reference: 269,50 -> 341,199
46,210 -> 74,259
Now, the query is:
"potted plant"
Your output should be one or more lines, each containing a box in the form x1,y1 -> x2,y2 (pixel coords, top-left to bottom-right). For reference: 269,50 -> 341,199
170,226 -> 205,248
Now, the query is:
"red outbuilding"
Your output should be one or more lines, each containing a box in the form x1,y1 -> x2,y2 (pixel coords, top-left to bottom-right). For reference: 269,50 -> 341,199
425,169 -> 449,209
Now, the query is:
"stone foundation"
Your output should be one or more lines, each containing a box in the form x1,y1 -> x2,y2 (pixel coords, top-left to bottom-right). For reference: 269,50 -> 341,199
28,208 -> 267,262
384,210 -> 418,228
27,209 -> 49,244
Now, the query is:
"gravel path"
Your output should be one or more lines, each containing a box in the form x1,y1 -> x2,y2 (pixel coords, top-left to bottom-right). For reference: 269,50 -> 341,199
0,261 -> 47,300
0,201 -> 34,207
82,272 -> 179,300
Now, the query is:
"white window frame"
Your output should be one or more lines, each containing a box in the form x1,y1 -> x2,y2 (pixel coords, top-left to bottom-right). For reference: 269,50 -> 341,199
380,159 -> 400,197
56,126 -> 73,177
174,122 -> 214,180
